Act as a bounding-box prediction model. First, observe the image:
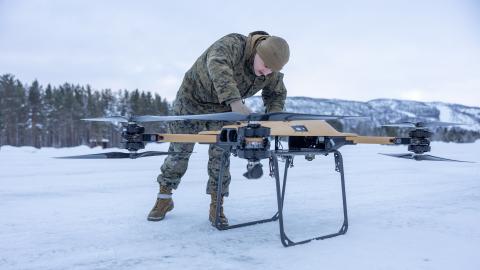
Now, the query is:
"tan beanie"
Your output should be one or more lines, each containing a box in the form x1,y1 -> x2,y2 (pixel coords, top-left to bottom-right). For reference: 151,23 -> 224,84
256,36 -> 290,72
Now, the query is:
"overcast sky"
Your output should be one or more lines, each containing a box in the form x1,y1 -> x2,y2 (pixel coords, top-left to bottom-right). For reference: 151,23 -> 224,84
1,0 -> 479,106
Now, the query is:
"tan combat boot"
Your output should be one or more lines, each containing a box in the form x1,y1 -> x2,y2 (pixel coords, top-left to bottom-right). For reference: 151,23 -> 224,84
147,186 -> 174,221
209,193 -> 229,228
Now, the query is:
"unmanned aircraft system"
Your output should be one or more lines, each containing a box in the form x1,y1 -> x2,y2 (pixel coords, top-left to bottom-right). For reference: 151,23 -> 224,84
59,111 -> 472,247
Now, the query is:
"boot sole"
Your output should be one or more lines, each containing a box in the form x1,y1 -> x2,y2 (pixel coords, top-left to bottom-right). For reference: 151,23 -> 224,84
209,216 -> 229,228
210,221 -> 229,228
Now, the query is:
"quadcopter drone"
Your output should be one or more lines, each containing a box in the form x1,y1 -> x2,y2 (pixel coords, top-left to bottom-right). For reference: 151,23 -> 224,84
61,111 -> 472,247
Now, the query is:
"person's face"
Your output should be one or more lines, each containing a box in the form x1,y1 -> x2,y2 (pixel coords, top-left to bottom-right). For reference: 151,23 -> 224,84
253,54 -> 273,77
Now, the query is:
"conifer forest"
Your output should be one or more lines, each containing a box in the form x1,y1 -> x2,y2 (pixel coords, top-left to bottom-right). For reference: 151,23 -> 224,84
0,74 -> 169,148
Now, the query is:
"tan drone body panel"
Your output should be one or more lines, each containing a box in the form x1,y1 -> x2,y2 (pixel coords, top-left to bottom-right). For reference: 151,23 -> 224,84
199,120 -> 355,136
157,120 -> 396,145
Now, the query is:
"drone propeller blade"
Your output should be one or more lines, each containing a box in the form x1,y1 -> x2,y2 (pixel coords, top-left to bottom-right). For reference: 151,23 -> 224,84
56,151 -> 190,159
379,153 -> 474,163
250,112 -> 368,121
57,152 -> 133,159
338,115 -> 370,120
133,112 -> 248,122
382,121 -> 465,128
82,116 -> 129,123
418,154 -> 473,162
417,121 -> 465,128
132,115 -> 190,122
133,112 -> 367,122
381,123 -> 417,128
85,112 -> 367,124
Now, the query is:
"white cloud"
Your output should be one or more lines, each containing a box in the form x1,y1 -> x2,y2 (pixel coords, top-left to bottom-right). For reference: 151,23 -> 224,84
1,0 -> 479,106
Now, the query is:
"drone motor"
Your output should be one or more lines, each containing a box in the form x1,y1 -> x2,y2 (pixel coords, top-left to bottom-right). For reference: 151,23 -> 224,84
218,122 -> 271,179
121,123 -> 148,152
407,128 -> 432,154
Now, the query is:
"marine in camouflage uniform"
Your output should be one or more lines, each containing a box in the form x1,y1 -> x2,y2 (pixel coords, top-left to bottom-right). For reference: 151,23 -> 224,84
148,31 -> 290,226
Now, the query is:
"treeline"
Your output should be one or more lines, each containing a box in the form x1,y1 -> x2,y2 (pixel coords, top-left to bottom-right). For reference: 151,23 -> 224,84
0,74 -> 169,148
1,74 -> 477,149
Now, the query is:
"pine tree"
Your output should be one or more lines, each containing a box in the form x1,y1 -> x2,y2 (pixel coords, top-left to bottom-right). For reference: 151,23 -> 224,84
0,75 -> 6,146
0,74 -> 27,146
43,84 -> 59,147
130,89 -> 141,116
27,80 -> 44,148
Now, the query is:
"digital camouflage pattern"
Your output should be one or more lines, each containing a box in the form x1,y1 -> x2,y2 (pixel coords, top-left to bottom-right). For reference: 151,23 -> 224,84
173,31 -> 287,114
157,31 -> 288,196
157,116 -> 232,195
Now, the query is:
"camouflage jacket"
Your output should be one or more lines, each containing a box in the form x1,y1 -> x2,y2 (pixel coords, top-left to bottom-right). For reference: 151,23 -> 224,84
173,31 -> 287,115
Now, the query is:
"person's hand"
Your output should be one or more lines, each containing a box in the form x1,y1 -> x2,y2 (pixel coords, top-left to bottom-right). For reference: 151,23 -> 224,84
230,100 -> 252,115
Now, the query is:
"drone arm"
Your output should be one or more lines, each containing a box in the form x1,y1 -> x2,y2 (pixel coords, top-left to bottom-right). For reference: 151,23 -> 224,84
156,133 -> 217,144
345,135 -> 399,145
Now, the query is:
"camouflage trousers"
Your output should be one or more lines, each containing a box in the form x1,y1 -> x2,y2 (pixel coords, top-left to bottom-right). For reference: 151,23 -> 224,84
157,99 -> 232,196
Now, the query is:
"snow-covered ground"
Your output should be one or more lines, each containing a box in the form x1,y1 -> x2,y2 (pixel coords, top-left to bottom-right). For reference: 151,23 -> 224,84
1,141 -> 479,270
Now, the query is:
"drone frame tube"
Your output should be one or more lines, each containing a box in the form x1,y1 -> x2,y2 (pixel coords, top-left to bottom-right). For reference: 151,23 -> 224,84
345,135 -> 396,145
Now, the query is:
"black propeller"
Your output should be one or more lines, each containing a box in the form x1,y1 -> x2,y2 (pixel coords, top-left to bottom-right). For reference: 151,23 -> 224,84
133,112 -> 247,122
382,121 -> 465,128
82,112 -> 367,124
56,151 -> 191,159
82,116 -> 130,123
379,153 -> 474,163
82,112 -> 246,124
249,112 -> 368,121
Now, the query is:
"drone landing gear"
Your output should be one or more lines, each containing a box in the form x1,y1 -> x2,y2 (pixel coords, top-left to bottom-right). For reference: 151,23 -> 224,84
213,148 -> 349,247
273,150 -> 348,247
213,148 -> 279,230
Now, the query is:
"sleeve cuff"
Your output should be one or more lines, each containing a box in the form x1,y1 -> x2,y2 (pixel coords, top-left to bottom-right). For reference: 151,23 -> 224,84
223,97 -> 242,106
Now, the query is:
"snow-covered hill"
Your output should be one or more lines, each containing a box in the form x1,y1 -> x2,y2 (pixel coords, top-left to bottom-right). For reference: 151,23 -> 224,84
246,97 -> 480,141
0,142 -> 479,270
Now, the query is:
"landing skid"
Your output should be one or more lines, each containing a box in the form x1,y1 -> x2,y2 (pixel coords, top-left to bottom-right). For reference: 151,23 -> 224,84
213,148 -> 349,247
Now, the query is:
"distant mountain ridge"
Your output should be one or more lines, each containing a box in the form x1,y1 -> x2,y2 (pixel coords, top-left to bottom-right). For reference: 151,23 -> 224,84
245,96 -> 480,142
